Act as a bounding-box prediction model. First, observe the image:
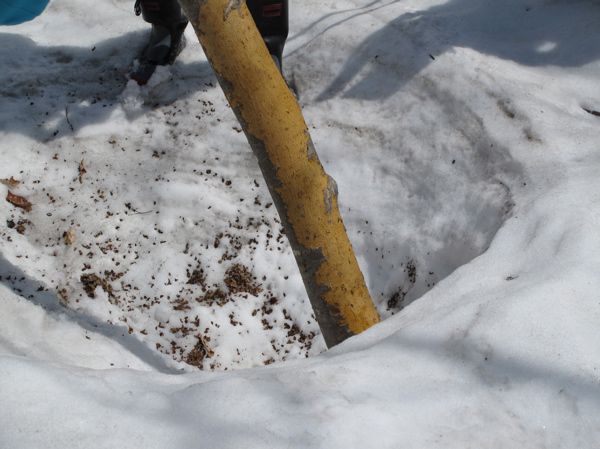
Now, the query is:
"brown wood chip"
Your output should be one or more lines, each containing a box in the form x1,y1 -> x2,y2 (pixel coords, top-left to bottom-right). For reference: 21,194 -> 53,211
6,191 -> 32,212
78,160 -> 87,183
63,228 -> 76,245
0,177 -> 20,188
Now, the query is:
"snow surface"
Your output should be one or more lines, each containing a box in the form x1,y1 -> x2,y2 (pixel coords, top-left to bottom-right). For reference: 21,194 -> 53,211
1,0 -> 600,447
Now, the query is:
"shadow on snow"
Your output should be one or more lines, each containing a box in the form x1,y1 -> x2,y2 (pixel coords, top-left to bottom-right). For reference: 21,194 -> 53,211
316,0 -> 600,101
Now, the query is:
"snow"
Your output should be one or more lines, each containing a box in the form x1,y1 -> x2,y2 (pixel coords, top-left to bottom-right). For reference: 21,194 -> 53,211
1,0 -> 600,447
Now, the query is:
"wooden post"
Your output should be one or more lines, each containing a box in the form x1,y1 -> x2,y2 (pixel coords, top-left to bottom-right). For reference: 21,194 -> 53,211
177,0 -> 379,347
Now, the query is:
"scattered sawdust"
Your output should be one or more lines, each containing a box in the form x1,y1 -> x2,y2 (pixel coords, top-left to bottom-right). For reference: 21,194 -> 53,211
387,289 -> 406,310
185,336 -> 214,368
224,263 -> 262,295
58,288 -> 69,304
16,219 -> 30,234
186,265 -> 206,286
80,273 -> 113,298
7,219 -> 30,234
387,259 -> 418,312
406,260 -> 417,284
197,288 -> 228,306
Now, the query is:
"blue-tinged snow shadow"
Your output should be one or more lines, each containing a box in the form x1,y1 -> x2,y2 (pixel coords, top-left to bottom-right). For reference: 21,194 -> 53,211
317,0 -> 600,101
0,252 -> 180,373
0,31 -> 215,142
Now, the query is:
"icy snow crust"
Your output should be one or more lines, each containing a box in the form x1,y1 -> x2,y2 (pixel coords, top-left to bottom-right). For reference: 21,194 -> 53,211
1,0 -> 600,447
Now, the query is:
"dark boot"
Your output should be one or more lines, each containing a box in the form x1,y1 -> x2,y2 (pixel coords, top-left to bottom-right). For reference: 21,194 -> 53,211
247,0 -> 289,72
131,0 -> 289,83
131,0 -> 188,85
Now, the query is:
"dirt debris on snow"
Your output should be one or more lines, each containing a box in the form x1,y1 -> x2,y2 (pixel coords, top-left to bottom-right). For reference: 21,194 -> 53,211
80,273 -> 114,299
224,263 -> 262,296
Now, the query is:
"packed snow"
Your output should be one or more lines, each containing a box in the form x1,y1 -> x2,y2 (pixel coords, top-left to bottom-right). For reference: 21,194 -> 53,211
1,0 -> 599,447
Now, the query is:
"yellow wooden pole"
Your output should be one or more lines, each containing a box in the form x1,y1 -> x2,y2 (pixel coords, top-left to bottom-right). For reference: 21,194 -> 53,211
177,0 -> 379,347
